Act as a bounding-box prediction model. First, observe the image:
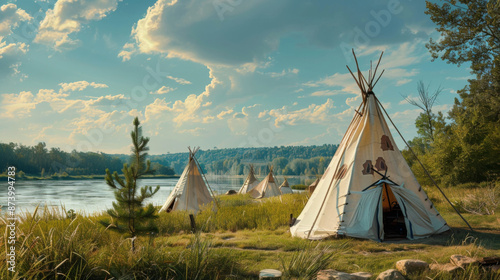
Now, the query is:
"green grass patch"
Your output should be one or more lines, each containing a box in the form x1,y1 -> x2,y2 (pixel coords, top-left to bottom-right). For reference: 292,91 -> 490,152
291,184 -> 308,190
1,186 -> 499,279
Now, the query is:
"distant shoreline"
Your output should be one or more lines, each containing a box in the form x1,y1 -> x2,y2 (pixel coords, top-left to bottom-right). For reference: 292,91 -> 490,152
0,174 -> 181,181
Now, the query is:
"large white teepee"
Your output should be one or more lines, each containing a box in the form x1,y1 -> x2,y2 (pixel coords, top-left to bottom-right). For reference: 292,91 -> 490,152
159,147 -> 214,213
279,178 -> 293,194
291,53 -> 449,241
238,165 -> 259,194
248,167 -> 282,199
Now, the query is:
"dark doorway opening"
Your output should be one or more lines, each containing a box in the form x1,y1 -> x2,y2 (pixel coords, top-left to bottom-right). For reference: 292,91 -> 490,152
381,184 -> 407,238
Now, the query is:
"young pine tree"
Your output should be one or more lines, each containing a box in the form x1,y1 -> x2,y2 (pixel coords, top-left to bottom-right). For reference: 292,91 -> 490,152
104,117 -> 160,251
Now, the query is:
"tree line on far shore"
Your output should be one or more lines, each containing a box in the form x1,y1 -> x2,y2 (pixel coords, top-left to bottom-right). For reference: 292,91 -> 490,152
0,141 -> 337,177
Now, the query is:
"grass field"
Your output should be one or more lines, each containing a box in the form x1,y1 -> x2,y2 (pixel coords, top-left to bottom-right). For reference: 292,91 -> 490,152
0,183 -> 499,279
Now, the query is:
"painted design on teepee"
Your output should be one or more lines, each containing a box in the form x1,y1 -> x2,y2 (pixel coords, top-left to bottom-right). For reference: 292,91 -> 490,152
362,160 -> 374,175
381,135 -> 394,151
334,164 -> 347,179
375,157 -> 387,171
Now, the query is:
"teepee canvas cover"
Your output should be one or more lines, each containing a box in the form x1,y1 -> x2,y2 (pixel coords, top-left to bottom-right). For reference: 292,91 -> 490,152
159,147 -> 214,213
248,167 -> 282,199
279,178 -> 293,194
238,165 -> 259,194
291,53 -> 449,241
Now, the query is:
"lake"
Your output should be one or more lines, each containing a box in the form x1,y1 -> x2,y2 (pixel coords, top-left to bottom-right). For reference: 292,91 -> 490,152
1,175 -> 312,214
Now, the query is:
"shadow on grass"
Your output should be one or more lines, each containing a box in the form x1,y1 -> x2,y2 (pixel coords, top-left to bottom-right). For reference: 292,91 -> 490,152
380,227 -> 500,250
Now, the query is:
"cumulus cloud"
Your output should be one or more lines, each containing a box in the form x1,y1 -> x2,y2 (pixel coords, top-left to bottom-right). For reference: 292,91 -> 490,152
0,3 -> 32,37
122,0 -> 430,66
1,91 -> 36,118
166,75 -> 191,85
304,72 -> 360,95
118,42 -> 136,61
261,99 -> 334,127
59,81 -> 108,92
396,78 -> 412,86
151,86 -> 175,94
34,0 -> 118,51
0,4 -> 32,77
217,108 -> 233,119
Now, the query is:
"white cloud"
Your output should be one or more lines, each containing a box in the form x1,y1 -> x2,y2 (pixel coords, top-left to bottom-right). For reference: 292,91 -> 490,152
123,0 -> 430,67
34,0 -> 118,51
262,99 -> 334,127
144,67 -> 219,127
265,68 -> 299,78
118,42 -> 136,61
144,98 -> 172,122
151,86 -> 175,94
378,41 -> 427,69
1,91 -> 36,118
396,78 -> 412,86
59,81 -> 108,92
0,4 -> 32,77
311,89 -> 346,96
0,42 -> 28,59
166,75 -> 191,85
304,72 -> 359,95
217,108 -> 234,119
0,4 -> 32,37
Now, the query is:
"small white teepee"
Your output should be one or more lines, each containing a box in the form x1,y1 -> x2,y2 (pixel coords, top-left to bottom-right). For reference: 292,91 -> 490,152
238,165 -> 259,194
291,53 -> 449,241
279,178 -> 293,194
248,167 -> 282,199
308,178 -> 320,194
159,147 -> 214,213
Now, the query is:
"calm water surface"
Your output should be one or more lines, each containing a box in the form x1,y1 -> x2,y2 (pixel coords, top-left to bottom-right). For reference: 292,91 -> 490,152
1,175 -> 311,214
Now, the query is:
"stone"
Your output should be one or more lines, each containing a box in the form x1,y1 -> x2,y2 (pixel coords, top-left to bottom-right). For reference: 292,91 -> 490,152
376,269 -> 405,280
429,263 -> 462,274
396,259 -> 429,275
350,271 -> 373,279
317,269 -> 354,280
259,269 -> 282,279
450,254 -> 478,268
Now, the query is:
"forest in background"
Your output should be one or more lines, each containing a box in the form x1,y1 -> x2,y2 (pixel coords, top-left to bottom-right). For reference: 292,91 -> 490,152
401,1 -> 499,187
0,142 -> 337,177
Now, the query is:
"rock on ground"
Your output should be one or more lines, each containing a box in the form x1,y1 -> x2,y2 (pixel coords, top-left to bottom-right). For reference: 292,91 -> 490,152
317,269 -> 353,280
429,263 -> 462,274
396,259 -> 429,275
450,254 -> 478,268
351,271 -> 372,279
316,270 -> 372,280
376,269 -> 405,280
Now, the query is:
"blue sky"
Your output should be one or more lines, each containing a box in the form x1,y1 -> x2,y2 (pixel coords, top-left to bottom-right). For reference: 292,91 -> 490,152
0,0 -> 472,154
